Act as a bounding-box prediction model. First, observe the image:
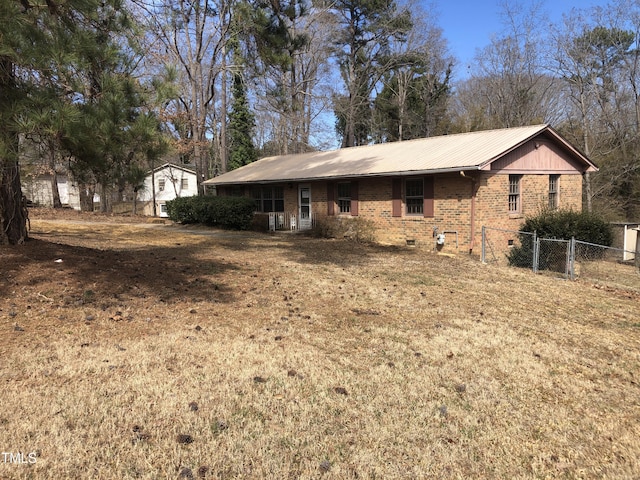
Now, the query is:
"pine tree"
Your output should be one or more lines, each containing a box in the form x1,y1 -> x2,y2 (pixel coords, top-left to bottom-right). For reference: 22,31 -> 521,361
0,0 -> 136,242
0,0 -> 45,244
332,0 -> 413,147
246,0 -> 311,154
228,71 -> 257,170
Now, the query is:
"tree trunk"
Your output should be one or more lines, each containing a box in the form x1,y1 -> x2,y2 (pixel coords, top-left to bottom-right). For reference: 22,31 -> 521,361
50,171 -> 62,208
99,183 -> 108,213
151,165 -> 157,217
0,160 -> 29,245
220,44 -> 228,174
79,183 -> 94,212
579,89 -> 593,213
132,189 -> 138,215
48,142 -> 62,208
0,56 -> 28,245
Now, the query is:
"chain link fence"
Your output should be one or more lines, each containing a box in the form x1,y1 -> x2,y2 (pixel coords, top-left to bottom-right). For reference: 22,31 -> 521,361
481,226 -> 640,289
481,226 -> 534,268
535,237 -> 571,278
573,240 -> 640,289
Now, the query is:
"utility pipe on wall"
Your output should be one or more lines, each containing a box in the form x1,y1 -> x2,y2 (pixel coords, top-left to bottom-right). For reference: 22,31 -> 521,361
460,171 -> 478,253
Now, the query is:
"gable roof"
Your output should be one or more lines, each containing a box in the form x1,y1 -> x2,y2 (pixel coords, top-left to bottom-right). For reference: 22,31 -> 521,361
203,124 -> 597,186
148,162 -> 196,176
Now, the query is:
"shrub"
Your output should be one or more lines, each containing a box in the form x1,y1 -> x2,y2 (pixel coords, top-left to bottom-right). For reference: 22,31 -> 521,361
165,196 -> 207,224
312,216 -> 376,243
166,196 -> 255,230
507,209 -> 613,267
518,209 -> 613,245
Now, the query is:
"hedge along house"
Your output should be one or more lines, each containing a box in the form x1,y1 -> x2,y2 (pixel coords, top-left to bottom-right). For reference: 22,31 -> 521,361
203,125 -> 597,253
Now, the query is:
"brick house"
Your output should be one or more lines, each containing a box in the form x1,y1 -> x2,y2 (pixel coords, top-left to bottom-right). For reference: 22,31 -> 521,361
203,125 -> 597,253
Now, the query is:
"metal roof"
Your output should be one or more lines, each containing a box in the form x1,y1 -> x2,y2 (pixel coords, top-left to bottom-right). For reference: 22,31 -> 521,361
203,124 -> 597,186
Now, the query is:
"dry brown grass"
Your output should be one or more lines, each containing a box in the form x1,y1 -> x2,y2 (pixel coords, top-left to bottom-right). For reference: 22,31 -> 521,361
1,209 -> 639,479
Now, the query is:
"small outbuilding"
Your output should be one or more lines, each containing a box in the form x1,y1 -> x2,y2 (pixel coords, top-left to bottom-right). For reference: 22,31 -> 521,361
203,125 -> 597,252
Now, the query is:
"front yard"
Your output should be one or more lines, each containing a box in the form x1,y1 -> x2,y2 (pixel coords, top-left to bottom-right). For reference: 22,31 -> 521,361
0,209 -> 638,479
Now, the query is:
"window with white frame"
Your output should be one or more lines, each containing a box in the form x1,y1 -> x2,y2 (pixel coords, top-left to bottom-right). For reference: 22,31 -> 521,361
337,182 -> 351,214
549,175 -> 559,209
158,178 -> 165,191
508,175 -> 522,213
181,178 -> 189,189
405,179 -> 424,215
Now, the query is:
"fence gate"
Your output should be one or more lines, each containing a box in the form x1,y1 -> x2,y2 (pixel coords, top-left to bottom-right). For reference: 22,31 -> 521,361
534,237 -> 572,279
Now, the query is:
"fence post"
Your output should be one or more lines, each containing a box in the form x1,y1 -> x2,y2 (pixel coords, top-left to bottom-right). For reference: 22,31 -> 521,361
569,237 -> 576,280
532,232 -> 539,273
481,226 -> 486,263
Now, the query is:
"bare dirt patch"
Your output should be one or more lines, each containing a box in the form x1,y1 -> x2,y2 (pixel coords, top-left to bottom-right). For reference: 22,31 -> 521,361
1,208 -> 639,479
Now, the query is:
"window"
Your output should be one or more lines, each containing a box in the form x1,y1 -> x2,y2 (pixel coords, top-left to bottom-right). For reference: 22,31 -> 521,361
252,188 -> 262,212
273,187 -> 284,212
229,186 -> 244,197
508,175 -> 521,213
181,178 -> 189,189
158,178 -> 165,191
405,179 -> 424,215
252,186 -> 284,212
337,182 -> 351,214
549,175 -> 559,209
263,187 -> 273,212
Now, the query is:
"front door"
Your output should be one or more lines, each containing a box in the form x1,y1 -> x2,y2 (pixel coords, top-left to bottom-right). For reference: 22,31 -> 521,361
298,185 -> 312,230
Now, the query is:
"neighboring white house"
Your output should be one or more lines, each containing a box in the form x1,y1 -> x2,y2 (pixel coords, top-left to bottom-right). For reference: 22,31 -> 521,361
22,173 -> 96,210
139,163 -> 198,217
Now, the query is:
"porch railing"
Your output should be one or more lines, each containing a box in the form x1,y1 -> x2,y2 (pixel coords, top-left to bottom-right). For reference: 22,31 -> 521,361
268,212 -> 316,231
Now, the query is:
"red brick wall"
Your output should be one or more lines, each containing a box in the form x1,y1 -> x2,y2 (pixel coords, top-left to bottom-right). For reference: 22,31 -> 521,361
223,172 -> 584,252
316,176 -> 474,250
320,173 -> 582,252
283,184 -> 298,215
474,173 -> 582,233
471,173 -> 583,254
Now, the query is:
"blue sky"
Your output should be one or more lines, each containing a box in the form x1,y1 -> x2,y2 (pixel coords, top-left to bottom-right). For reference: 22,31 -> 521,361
436,0 -> 611,71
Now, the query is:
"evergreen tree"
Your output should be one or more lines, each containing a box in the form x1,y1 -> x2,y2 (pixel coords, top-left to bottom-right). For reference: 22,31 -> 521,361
246,0 -> 311,154
0,0 -> 71,244
228,72 -> 257,170
0,0 -> 142,242
331,0 -> 412,147
373,65 -> 451,141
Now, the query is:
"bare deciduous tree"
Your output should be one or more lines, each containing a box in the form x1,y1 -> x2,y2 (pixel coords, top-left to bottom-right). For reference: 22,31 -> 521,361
134,0 -> 234,187
451,1 -> 558,132
371,2 -> 453,141
550,3 -> 639,215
